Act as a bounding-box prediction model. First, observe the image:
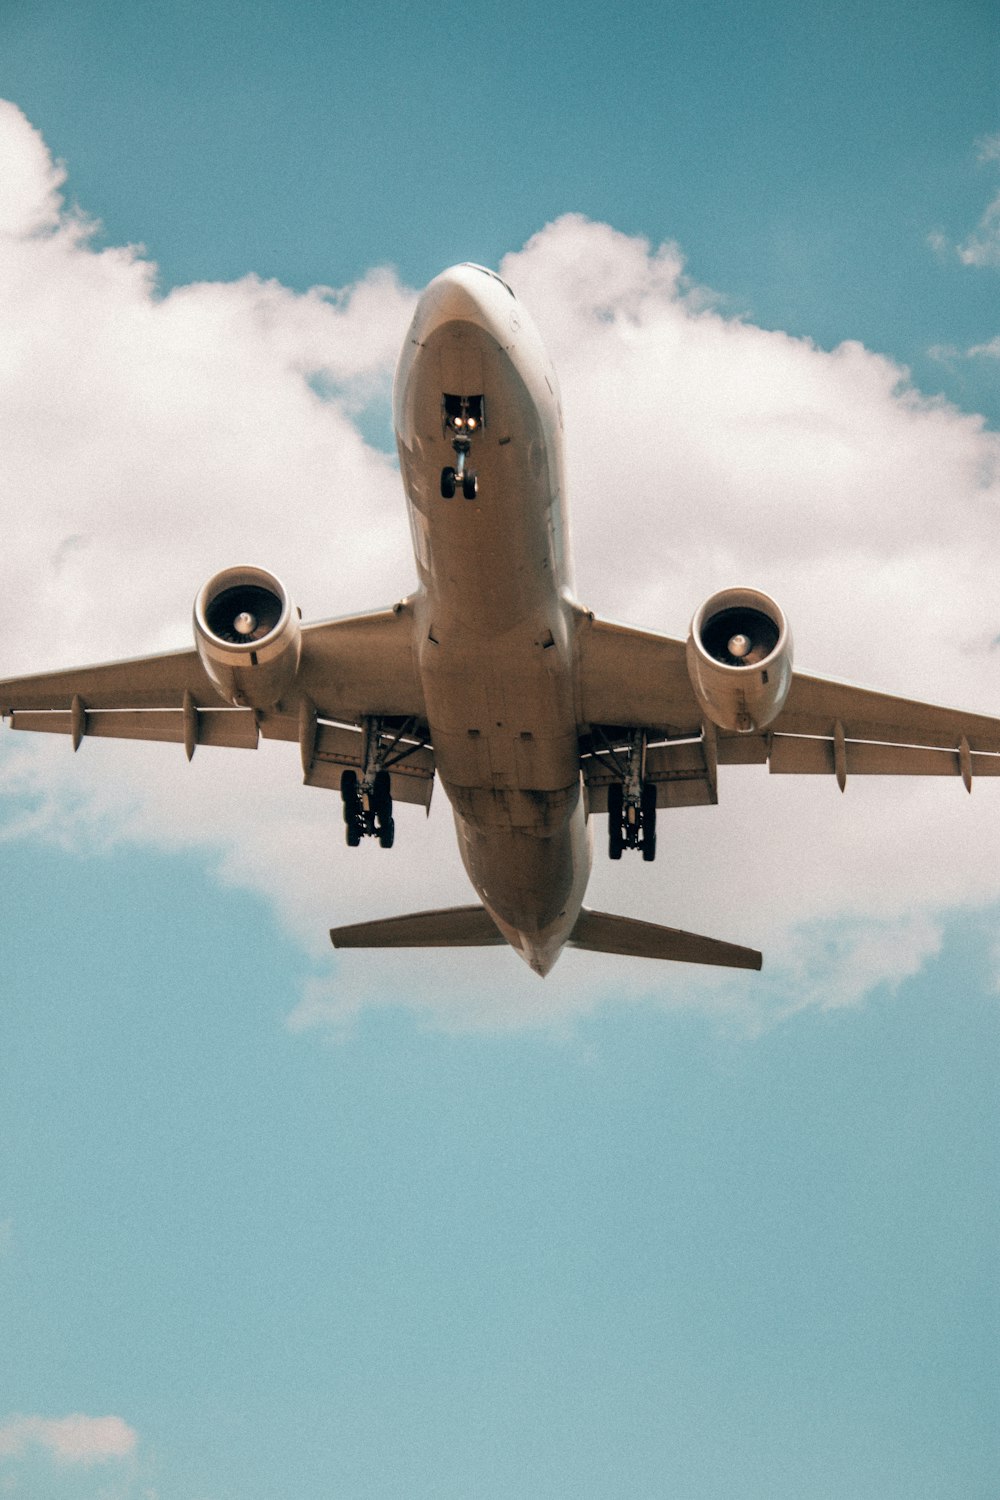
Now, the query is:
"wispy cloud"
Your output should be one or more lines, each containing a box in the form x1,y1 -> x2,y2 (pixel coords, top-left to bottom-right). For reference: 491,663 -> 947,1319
929,133 -> 1000,269
928,335 -> 1000,363
0,1413 -> 137,1465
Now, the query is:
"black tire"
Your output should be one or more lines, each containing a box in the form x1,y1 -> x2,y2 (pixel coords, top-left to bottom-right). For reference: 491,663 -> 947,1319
441,467 -> 457,499
641,782 -> 657,833
462,471 -> 478,500
372,769 -> 392,819
642,831 -> 657,863
340,769 -> 358,824
345,819 -> 361,848
608,783 -> 624,860
378,816 -> 395,849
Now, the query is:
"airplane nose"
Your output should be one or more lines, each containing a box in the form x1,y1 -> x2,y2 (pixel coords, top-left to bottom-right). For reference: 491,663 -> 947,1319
415,264 -> 515,340
427,267 -> 492,321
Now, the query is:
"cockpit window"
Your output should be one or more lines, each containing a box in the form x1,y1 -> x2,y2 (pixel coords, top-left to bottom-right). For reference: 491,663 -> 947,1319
460,262 -> 516,298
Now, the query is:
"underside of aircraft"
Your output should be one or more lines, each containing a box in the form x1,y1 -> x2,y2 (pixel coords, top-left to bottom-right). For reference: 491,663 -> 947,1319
3,264 -> 1000,975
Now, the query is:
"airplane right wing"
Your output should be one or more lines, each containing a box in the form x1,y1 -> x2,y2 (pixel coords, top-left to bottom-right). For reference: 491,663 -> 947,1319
573,607 -> 1000,805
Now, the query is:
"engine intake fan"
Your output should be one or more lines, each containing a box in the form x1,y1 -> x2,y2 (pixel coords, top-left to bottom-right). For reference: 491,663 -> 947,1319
686,587 -> 793,733
194,565 -> 302,709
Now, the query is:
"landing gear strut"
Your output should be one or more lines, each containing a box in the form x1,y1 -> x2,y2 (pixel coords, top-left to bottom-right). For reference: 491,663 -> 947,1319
441,393 -> 483,500
605,730 -> 657,862
341,718 -> 395,848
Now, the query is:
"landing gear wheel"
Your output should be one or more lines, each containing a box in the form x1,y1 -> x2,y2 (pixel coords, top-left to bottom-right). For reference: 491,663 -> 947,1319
640,784 -> 657,861
340,769 -> 358,826
372,770 -> 392,818
607,782 -> 624,859
340,769 -> 362,846
378,816 -> 395,849
441,467 -> 457,498
462,471 -> 478,500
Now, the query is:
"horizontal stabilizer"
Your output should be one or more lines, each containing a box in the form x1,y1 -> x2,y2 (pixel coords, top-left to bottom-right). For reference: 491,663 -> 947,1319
569,909 -> 762,970
330,905 -> 505,949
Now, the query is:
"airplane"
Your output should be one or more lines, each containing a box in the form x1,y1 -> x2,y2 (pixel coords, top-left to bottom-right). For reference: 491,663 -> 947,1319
3,262 -> 1000,976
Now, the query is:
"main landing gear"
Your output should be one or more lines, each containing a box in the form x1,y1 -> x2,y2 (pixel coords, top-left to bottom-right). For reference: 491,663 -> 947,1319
604,729 -> 657,862
341,719 -> 395,848
441,393 -> 483,500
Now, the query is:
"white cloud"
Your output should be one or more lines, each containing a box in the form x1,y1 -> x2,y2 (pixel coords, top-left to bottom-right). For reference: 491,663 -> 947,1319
0,1413 -> 137,1465
930,133 -> 1000,269
957,195 -> 1000,268
964,336 -> 1000,360
0,100 -> 66,237
2,106 -> 1000,1032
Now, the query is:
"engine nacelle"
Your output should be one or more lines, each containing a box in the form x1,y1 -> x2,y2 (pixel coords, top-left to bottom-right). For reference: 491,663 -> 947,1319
686,587 -> 793,733
194,565 -> 302,709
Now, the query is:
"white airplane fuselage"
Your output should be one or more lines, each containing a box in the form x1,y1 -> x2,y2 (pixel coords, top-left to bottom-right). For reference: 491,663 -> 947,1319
393,264 -> 590,974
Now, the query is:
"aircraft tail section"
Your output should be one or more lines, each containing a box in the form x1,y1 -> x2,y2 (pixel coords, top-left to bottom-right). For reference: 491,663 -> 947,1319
330,902 -> 761,970
569,909 -> 762,970
330,905 -> 506,949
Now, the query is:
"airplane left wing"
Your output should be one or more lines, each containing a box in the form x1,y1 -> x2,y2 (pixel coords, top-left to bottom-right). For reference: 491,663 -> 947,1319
0,601 -> 434,804
575,609 -> 1000,801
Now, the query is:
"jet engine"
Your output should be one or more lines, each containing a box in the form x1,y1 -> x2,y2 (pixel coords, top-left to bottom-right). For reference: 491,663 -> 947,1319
685,587 -> 793,733
194,565 -> 302,709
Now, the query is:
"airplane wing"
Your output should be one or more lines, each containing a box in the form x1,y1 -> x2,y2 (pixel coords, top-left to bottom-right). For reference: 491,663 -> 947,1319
0,601 -> 435,806
575,610 -> 1000,806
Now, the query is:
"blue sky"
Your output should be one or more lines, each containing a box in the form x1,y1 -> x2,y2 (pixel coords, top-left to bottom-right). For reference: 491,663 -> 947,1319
0,3 -> 998,1498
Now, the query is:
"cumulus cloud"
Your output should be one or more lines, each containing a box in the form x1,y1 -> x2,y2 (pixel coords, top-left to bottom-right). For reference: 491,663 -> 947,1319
1,103 -> 1000,1033
0,1412 -> 137,1465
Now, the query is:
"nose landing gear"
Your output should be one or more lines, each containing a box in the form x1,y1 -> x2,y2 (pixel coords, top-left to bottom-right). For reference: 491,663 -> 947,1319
441,393 -> 484,500
441,439 -> 478,500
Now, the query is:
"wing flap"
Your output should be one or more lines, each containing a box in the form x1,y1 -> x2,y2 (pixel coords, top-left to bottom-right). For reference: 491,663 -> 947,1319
10,706 -> 259,749
569,908 -> 761,969
305,721 -> 434,808
330,905 -> 505,948
769,733 -> 1000,779
776,671 -> 1000,753
583,736 -> 719,812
